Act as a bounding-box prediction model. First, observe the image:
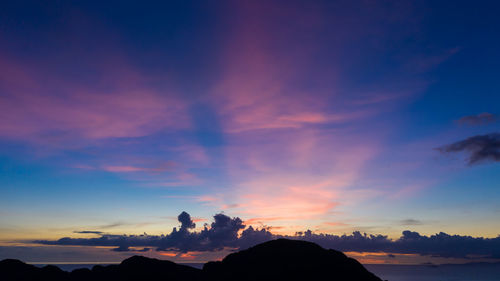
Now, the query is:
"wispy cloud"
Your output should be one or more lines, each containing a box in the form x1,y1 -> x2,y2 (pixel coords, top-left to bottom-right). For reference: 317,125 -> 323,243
399,219 -> 423,226
0,49 -> 189,146
456,113 -> 497,126
101,162 -> 176,174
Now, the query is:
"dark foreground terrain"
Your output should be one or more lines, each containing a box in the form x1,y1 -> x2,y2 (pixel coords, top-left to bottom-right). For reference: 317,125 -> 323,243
0,239 -> 382,281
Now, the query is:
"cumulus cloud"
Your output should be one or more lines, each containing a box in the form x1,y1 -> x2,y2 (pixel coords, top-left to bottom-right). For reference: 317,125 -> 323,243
457,113 -> 497,126
34,212 -> 500,259
437,133 -> 500,164
36,212 -> 245,253
178,211 -> 196,230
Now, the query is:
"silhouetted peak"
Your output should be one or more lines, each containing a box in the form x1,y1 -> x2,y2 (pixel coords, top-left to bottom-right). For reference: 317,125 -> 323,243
0,259 -> 28,267
0,259 -> 69,281
121,255 -> 159,265
204,238 -> 382,281
245,238 -> 331,253
0,259 -> 36,272
120,255 -> 183,270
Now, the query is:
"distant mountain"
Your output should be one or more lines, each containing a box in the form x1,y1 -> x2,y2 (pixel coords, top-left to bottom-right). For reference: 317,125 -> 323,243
0,239 -> 382,281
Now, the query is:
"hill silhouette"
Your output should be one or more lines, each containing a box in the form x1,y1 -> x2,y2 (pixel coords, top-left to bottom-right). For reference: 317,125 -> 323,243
0,239 -> 382,281
204,239 -> 382,281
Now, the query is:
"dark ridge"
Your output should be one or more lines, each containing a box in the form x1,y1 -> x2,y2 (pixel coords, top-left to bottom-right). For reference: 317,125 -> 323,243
0,239 -> 382,281
0,259 -> 70,280
204,238 -> 382,281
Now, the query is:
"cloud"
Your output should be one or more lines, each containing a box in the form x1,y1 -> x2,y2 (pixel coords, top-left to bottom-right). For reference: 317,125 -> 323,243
178,211 -> 196,230
457,113 -> 497,126
73,231 -> 104,235
287,230 -> 500,259
36,212 -> 245,253
101,165 -> 171,173
112,245 -> 131,252
34,212 -> 500,259
400,219 -> 423,226
437,133 -> 500,164
111,246 -> 150,252
0,49 -> 189,146
99,222 -> 127,229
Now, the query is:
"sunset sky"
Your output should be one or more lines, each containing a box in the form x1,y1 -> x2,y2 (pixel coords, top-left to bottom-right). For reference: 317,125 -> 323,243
1,0 -> 499,264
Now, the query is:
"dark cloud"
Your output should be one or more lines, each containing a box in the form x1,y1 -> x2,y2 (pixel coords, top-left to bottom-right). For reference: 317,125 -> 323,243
100,222 -> 126,229
457,113 -> 497,126
400,219 -> 423,226
156,212 -> 245,252
73,231 -> 103,235
34,212 -> 500,259
437,133 -> 500,165
178,211 -> 196,230
111,246 -> 150,252
294,230 -> 500,259
36,212 -> 245,253
112,245 -> 130,252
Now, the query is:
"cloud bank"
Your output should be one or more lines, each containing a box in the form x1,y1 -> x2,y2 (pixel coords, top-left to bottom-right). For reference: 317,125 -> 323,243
438,133 -> 500,165
35,212 -> 500,259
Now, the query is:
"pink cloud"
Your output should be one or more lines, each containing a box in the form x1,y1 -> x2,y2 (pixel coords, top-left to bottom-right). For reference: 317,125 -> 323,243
209,5 -> 340,134
216,133 -> 379,233
169,145 -> 210,166
196,195 -> 219,204
0,53 -> 190,145
75,159 -> 177,174
200,2 -> 388,231
244,217 -> 286,225
102,165 -> 164,173
162,195 -> 220,205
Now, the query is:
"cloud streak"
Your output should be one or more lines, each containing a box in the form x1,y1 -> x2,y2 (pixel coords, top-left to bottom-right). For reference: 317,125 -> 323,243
73,231 -> 104,235
457,113 -> 497,126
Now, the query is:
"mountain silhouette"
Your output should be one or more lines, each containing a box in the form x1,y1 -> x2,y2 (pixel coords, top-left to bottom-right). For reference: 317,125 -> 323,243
0,239 -> 382,281
204,239 -> 382,281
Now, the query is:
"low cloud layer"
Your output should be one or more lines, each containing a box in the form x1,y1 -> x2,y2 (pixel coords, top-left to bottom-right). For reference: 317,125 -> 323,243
34,212 -> 500,259
437,133 -> 500,165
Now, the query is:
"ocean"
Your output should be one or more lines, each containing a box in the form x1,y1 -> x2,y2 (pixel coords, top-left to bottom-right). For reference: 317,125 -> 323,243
33,263 -> 500,281
365,264 -> 500,281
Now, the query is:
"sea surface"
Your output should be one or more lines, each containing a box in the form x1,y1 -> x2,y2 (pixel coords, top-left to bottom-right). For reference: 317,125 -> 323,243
33,263 -> 500,281
365,264 -> 500,281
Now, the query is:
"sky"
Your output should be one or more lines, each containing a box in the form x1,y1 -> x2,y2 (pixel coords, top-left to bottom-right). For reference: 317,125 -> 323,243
0,0 -> 499,264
